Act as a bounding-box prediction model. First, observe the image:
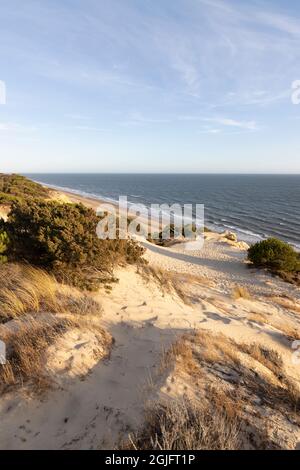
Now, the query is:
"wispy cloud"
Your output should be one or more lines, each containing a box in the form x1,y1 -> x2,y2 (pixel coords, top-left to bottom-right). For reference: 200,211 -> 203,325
202,117 -> 258,131
67,125 -> 107,132
257,11 -> 300,37
65,113 -> 90,120
119,112 -> 171,127
0,122 -> 37,132
1,0 -> 299,109
199,128 -> 222,134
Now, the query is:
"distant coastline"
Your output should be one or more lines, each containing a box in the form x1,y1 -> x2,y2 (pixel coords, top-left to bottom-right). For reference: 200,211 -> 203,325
28,174 -> 300,250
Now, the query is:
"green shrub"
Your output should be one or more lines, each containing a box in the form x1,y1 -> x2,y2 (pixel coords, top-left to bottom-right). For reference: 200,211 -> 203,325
0,229 -> 9,263
4,200 -> 145,290
248,238 -> 300,273
147,223 -> 199,247
0,173 -> 49,205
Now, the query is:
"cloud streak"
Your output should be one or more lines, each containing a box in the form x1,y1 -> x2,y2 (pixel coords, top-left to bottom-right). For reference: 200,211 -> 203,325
205,117 -> 257,131
0,122 -> 37,132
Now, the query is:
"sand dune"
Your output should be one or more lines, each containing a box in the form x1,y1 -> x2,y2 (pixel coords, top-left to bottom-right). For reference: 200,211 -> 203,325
1,190 -> 299,449
1,244 -> 300,448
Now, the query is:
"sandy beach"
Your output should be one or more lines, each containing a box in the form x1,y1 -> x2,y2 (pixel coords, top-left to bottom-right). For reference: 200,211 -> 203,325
49,187 -> 162,234
0,187 -> 299,449
53,187 -> 299,296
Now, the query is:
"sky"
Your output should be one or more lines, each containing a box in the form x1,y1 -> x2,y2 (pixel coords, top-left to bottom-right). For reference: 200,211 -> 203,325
0,0 -> 300,173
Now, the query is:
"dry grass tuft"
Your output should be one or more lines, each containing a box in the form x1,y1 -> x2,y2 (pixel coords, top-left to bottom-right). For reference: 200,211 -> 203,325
0,315 -> 112,395
0,317 -> 75,393
164,336 -> 202,377
248,310 -> 300,341
176,272 -> 215,288
0,263 -> 102,323
142,329 -> 300,450
138,265 -> 191,304
0,263 -> 110,396
279,324 -> 300,341
271,296 -> 300,315
248,312 -> 269,324
122,398 -> 242,450
138,266 -> 213,305
239,342 -> 283,377
232,285 -> 251,300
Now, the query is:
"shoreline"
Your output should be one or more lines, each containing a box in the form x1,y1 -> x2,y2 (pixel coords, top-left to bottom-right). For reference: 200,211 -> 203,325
49,185 -> 163,233
40,180 -> 299,250
50,186 -> 244,245
45,182 -> 255,244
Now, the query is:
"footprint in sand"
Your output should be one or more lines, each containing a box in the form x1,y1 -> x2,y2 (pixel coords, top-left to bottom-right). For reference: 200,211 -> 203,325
206,312 -> 231,325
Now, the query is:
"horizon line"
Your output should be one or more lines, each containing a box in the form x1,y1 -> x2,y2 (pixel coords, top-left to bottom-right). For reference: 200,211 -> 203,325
19,172 -> 300,176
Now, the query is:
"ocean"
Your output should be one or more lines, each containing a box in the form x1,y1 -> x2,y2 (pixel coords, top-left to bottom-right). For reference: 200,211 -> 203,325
26,174 -> 300,249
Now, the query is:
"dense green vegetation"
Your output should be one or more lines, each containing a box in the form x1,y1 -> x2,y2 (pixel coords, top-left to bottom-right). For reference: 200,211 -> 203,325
248,238 -> 300,272
248,238 -> 300,285
0,173 -> 49,205
0,229 -> 9,264
3,199 -> 145,290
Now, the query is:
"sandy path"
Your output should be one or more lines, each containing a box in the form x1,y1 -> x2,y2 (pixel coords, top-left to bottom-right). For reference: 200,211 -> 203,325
0,237 -> 299,449
144,237 -> 300,299
0,269 -> 198,449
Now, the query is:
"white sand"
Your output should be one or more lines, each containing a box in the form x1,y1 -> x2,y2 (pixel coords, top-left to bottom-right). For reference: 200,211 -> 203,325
0,191 -> 299,449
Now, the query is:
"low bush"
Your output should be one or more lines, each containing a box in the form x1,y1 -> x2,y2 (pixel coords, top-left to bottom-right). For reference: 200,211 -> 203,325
0,173 -> 49,205
4,199 -> 145,290
248,238 -> 300,273
147,223 -> 200,247
0,229 -> 9,264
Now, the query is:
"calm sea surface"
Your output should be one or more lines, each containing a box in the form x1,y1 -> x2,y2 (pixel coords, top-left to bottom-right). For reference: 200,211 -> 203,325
26,174 -> 300,248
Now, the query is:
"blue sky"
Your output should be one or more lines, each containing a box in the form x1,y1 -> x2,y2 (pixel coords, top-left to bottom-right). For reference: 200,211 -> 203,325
0,0 -> 300,173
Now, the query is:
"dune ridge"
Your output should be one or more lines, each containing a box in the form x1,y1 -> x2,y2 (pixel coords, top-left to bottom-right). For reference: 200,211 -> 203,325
0,188 -> 299,449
